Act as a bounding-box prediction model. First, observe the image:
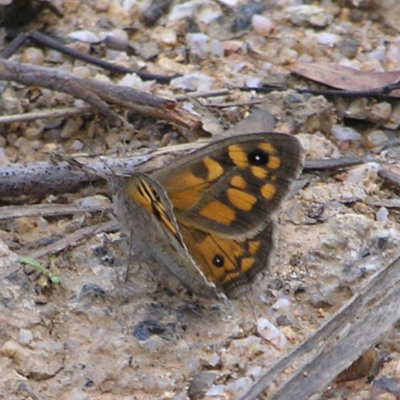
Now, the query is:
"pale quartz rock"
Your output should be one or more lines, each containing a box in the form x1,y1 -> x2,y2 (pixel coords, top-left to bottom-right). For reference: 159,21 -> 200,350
272,298 -> 291,312
72,66 -> 92,78
19,329 -> 34,345
160,28 -> 177,45
367,45 -> 386,61
22,48 -> 45,65
246,76 -> 261,87
227,377 -> 254,396
205,384 -> 227,396
0,0 -> 13,4
316,32 -> 341,46
278,47 -> 298,64
246,364 -> 264,379
170,72 -> 212,92
331,125 -> 363,144
365,130 -> 388,147
168,0 -> 207,21
100,29 -> 128,41
217,0 -> 238,6
73,195 -> 112,208
376,207 -> 389,222
118,73 -> 155,92
68,30 -> 100,43
370,102 -> 392,123
288,5 -> 333,28
198,3 -> 222,24
210,40 -> 224,57
251,15 -> 275,36
122,0 -> 136,11
186,33 -> 210,59
386,42 -> 400,68
257,318 -> 288,350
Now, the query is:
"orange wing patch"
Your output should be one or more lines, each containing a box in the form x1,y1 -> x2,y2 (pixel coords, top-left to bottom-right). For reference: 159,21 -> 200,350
199,201 -> 236,225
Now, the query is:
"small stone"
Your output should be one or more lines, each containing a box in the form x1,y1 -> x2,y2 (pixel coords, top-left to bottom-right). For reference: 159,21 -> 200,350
170,72 -> 212,92
19,329 -> 34,344
386,43 -> 400,68
316,32 -> 341,46
201,352 -> 220,367
370,102 -> 392,123
22,47 -> 45,65
376,207 -> 389,222
339,38 -> 359,59
188,372 -> 218,400
198,3 -> 222,24
73,195 -> 111,208
288,5 -> 333,28
169,0 -> 204,21
222,40 -> 243,54
186,33 -> 210,59
160,28 -> 177,46
60,117 -> 83,139
68,30 -> 100,43
210,40 -> 224,57
227,377 -> 254,396
345,98 -> 369,120
251,15 -> 275,36
365,130 -> 388,148
72,66 -> 92,78
257,318 -> 287,350
23,126 -> 43,140
331,124 -> 363,144
205,384 -> 226,397
279,48 -> 298,64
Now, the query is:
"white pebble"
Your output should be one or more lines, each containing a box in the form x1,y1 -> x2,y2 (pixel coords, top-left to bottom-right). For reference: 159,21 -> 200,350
279,48 -> 298,64
198,4 -> 222,24
331,125 -> 363,144
252,15 -> 275,36
68,30 -> 100,43
246,76 -> 261,88
366,130 -> 388,147
210,40 -> 224,57
227,377 -> 254,395
170,72 -> 212,91
19,329 -> 33,344
186,33 -> 210,59
168,0 -> 205,21
272,298 -> 291,312
316,32 -> 341,46
73,195 -> 111,208
257,318 -> 287,350
160,28 -> 177,46
246,365 -> 264,379
288,5 -> 333,28
205,384 -> 227,396
22,48 -> 45,65
386,43 -> 400,68
376,207 -> 389,222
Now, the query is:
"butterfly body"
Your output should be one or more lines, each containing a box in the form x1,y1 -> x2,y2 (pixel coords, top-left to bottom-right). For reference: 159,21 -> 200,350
110,133 -> 304,298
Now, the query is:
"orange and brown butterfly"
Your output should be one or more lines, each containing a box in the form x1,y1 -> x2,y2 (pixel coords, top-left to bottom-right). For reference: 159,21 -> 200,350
110,132 -> 304,299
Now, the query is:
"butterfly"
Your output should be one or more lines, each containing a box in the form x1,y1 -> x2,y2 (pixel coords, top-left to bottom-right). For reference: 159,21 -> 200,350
109,132 -> 304,299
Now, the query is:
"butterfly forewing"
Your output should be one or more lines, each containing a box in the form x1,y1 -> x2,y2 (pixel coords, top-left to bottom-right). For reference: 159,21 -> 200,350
152,133 -> 303,237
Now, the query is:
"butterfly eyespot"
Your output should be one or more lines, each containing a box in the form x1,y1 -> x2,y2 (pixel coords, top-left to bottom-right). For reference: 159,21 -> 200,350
212,254 -> 225,268
248,149 -> 269,166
